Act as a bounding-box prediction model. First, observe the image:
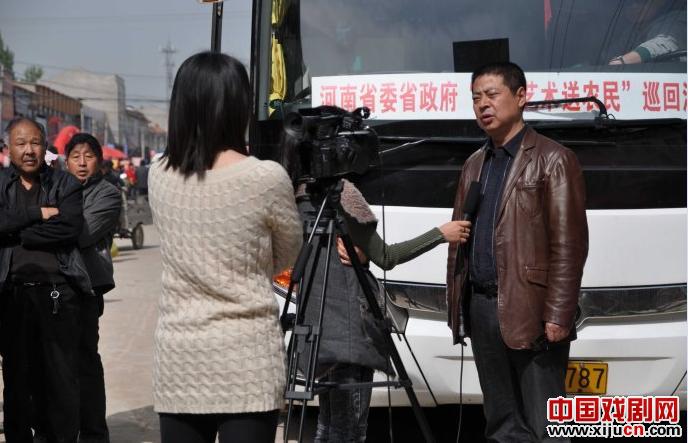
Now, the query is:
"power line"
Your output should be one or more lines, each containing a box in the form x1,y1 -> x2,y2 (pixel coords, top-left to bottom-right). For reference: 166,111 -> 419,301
0,11 -> 250,25
11,63 -> 170,104
37,78 -> 166,101
4,91 -> 168,103
0,12 -> 198,23
14,60 -> 165,80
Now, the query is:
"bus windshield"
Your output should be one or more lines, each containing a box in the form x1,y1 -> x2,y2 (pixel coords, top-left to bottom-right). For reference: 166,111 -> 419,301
262,0 -> 686,121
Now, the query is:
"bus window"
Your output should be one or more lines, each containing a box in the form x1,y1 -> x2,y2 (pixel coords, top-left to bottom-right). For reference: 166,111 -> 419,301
265,0 -> 686,114
547,0 -> 686,68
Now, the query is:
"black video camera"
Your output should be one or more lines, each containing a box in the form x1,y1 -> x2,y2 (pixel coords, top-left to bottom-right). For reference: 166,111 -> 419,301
283,106 -> 378,181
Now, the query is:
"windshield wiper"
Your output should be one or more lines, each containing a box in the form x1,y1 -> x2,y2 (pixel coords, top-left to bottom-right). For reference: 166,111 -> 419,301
377,136 -> 486,157
378,136 -> 485,144
526,96 -> 608,118
376,134 -> 616,156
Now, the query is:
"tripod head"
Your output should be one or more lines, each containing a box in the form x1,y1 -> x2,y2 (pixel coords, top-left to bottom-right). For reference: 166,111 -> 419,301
296,178 -> 346,231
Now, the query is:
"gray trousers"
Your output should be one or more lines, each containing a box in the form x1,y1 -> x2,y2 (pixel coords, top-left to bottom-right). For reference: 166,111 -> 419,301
314,364 -> 374,443
470,292 -> 571,442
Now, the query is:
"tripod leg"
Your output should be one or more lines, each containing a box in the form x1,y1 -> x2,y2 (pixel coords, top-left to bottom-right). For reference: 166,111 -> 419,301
284,399 -> 294,443
284,238 -> 325,441
284,221 -> 326,442
297,220 -> 335,442
297,402 -> 308,443
282,192 -> 329,332
283,211 -> 339,443
305,220 -> 335,393
297,243 -> 324,322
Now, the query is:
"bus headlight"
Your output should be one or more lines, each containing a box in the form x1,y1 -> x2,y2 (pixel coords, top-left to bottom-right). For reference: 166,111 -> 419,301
273,269 -> 293,299
577,284 -> 687,326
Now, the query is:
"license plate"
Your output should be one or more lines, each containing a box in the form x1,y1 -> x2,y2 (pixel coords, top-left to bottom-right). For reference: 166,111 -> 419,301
566,361 -> 608,395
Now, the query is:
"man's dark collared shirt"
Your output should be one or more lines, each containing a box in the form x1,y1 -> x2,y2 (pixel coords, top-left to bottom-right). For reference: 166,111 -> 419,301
11,180 -> 61,281
469,126 -> 527,288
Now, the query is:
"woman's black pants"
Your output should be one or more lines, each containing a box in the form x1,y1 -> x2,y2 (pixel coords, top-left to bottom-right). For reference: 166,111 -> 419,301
159,410 -> 279,443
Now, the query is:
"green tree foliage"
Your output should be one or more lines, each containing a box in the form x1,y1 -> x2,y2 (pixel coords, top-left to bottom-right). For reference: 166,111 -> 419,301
23,65 -> 43,83
0,32 -> 14,74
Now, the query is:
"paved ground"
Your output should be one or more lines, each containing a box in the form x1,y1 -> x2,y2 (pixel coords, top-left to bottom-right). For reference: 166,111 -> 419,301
0,224 -> 684,442
99,226 -> 162,442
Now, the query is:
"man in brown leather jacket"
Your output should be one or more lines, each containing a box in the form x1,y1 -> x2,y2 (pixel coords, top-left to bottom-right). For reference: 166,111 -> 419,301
446,62 -> 588,442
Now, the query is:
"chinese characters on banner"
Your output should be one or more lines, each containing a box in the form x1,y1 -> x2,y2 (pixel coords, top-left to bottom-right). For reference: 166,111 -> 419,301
312,73 -> 687,120
317,74 -> 459,119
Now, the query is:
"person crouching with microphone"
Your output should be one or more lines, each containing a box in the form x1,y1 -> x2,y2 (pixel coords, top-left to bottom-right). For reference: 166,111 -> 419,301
281,127 -> 471,442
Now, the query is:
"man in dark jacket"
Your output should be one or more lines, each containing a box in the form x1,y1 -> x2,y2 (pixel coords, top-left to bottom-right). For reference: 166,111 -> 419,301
134,162 -> 149,199
447,63 -> 588,442
100,160 -> 123,190
66,133 -> 121,443
0,116 -> 93,442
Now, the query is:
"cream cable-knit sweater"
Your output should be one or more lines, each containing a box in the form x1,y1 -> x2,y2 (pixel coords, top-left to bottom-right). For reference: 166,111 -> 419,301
148,156 -> 302,414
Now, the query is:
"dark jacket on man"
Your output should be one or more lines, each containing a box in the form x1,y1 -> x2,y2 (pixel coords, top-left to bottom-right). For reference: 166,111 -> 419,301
0,164 -> 93,295
103,170 -> 123,190
135,165 -> 149,194
79,173 -> 121,294
447,126 -> 588,349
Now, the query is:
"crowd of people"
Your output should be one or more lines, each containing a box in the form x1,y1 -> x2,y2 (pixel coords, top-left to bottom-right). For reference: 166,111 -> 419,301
1,141 -> 149,202
0,118 -> 120,442
0,51 -> 588,443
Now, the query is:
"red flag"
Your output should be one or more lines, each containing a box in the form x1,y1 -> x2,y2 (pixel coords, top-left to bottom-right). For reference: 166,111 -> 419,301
53,125 -> 80,155
544,0 -> 553,32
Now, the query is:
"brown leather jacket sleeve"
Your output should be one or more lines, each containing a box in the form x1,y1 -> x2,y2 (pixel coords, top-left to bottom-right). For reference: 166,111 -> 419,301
542,148 -> 588,329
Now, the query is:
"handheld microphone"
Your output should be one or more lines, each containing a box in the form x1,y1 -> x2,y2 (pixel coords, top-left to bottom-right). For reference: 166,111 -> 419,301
461,181 -> 481,222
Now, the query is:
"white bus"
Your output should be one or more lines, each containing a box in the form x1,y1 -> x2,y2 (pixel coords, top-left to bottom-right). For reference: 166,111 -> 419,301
252,0 -> 687,409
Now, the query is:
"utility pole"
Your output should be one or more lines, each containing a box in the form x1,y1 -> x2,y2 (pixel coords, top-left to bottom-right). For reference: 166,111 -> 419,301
199,0 -> 224,52
210,2 -> 223,52
160,41 -> 177,101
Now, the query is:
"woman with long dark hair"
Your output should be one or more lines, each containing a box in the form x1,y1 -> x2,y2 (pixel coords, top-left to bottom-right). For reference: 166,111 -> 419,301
149,52 -> 302,443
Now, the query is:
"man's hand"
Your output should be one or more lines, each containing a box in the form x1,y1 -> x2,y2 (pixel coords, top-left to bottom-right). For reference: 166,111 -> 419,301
545,322 -> 569,342
439,220 -> 472,244
337,237 -> 368,266
41,207 -> 59,220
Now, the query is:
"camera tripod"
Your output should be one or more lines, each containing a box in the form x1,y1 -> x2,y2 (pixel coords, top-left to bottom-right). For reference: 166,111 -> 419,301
280,179 -> 435,443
